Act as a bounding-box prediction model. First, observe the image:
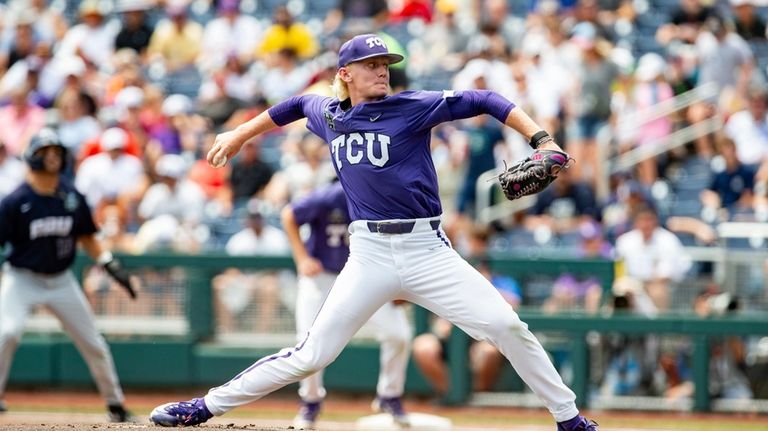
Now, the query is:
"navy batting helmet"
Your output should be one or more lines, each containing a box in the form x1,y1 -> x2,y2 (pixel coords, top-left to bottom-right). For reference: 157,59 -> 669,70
24,128 -> 67,171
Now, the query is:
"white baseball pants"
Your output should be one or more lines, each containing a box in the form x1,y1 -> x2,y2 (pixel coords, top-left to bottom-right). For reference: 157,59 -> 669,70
0,264 -> 124,406
295,271 -> 411,402
206,217 -> 579,422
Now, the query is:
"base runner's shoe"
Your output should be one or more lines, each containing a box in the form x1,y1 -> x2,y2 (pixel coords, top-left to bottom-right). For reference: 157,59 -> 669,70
557,415 -> 599,431
292,400 -> 322,429
107,404 -> 135,423
150,397 -> 213,427
372,396 -> 409,426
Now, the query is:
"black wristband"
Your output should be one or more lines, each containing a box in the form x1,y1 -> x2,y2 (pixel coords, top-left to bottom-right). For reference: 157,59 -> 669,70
529,131 -> 553,149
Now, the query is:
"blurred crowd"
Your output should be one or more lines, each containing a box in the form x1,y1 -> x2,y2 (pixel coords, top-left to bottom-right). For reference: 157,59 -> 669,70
1,0 -> 768,403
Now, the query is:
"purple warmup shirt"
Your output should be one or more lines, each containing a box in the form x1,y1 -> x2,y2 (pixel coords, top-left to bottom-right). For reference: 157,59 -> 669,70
269,90 -> 515,221
290,182 -> 350,273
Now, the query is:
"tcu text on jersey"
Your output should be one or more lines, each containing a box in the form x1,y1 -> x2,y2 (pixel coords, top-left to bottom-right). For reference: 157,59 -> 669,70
330,133 -> 391,170
29,216 -> 73,239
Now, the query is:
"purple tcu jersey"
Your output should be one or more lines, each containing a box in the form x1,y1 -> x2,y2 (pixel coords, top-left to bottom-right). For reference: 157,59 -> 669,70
0,178 -> 97,274
269,90 -> 515,221
291,182 -> 350,273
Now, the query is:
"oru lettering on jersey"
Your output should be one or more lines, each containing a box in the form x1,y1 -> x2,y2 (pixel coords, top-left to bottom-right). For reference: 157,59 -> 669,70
29,216 -> 74,240
330,133 -> 391,169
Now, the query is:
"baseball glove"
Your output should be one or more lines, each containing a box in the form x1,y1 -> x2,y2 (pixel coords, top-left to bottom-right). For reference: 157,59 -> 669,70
498,149 -> 574,200
103,256 -> 138,300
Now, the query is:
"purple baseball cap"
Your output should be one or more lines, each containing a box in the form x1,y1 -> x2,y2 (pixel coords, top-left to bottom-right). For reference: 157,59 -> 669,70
337,34 -> 404,69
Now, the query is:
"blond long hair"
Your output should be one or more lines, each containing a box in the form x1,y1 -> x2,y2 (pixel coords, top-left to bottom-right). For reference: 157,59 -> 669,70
331,71 -> 349,101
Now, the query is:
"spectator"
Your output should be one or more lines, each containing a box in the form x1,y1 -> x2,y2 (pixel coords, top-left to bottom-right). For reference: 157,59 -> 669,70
615,205 -> 692,310
701,137 -> 755,214
527,168 -> 601,234
723,85 -> 768,169
198,56 -> 256,126
0,15 -> 36,71
258,48 -> 312,105
56,90 -> 101,153
626,53 -> 675,186
229,138 -> 274,208
455,114 -> 505,218
656,0 -> 715,45
75,128 -> 145,210
729,0 -> 766,42
138,153 -> 206,224
0,85 -> 46,157
213,201 -> 290,332
148,93 -> 204,157
693,286 -> 753,400
200,0 -> 261,72
565,22 -> 618,183
114,0 -> 156,56
597,277 -> 659,398
147,0 -> 203,73
56,0 -> 118,71
695,14 -> 754,101
258,6 -> 318,60
324,0 -> 390,35
0,140 -> 24,200
1,0 -> 68,47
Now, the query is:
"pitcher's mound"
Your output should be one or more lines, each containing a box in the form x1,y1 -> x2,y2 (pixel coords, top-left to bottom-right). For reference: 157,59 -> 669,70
355,413 -> 452,430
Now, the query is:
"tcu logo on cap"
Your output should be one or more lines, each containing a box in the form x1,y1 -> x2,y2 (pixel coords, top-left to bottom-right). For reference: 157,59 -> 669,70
365,36 -> 386,49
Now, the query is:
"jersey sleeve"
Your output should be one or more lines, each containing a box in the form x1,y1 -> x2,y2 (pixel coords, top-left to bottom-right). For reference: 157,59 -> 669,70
268,94 -> 331,128
290,188 -> 328,226
401,90 -> 515,131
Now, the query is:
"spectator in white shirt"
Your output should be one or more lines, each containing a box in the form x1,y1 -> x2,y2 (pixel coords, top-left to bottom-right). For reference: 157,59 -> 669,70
56,1 -> 118,71
199,0 -> 261,72
0,140 -> 25,200
615,206 -> 692,310
138,153 -> 206,224
75,127 -> 144,209
724,85 -> 768,169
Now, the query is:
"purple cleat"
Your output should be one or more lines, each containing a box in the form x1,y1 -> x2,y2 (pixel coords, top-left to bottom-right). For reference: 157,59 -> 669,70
557,415 -> 599,431
149,397 -> 213,427
372,396 -> 409,426
293,399 -> 322,429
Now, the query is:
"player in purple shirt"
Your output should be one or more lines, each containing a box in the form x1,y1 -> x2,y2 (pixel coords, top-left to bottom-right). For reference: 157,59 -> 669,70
151,34 -> 599,431
281,181 -> 412,428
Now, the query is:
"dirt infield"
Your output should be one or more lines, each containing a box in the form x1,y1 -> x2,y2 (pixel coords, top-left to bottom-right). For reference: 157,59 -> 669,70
1,389 -> 766,431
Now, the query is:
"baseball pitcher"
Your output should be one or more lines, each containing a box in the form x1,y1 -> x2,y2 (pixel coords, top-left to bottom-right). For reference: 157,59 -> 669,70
151,34 -> 597,431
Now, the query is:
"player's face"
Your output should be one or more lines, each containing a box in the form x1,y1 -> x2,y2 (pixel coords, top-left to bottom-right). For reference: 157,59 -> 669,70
345,57 -> 390,100
36,145 -> 64,173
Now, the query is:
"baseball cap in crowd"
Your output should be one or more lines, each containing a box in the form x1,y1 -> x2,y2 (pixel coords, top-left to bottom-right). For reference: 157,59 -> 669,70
337,34 -> 404,69
155,154 -> 187,179
635,53 -> 666,82
115,86 -> 145,110
162,94 -> 193,117
101,127 -> 128,151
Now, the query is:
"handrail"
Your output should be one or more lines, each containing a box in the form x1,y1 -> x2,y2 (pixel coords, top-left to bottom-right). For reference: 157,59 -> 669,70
609,117 -> 723,174
598,82 -> 721,200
